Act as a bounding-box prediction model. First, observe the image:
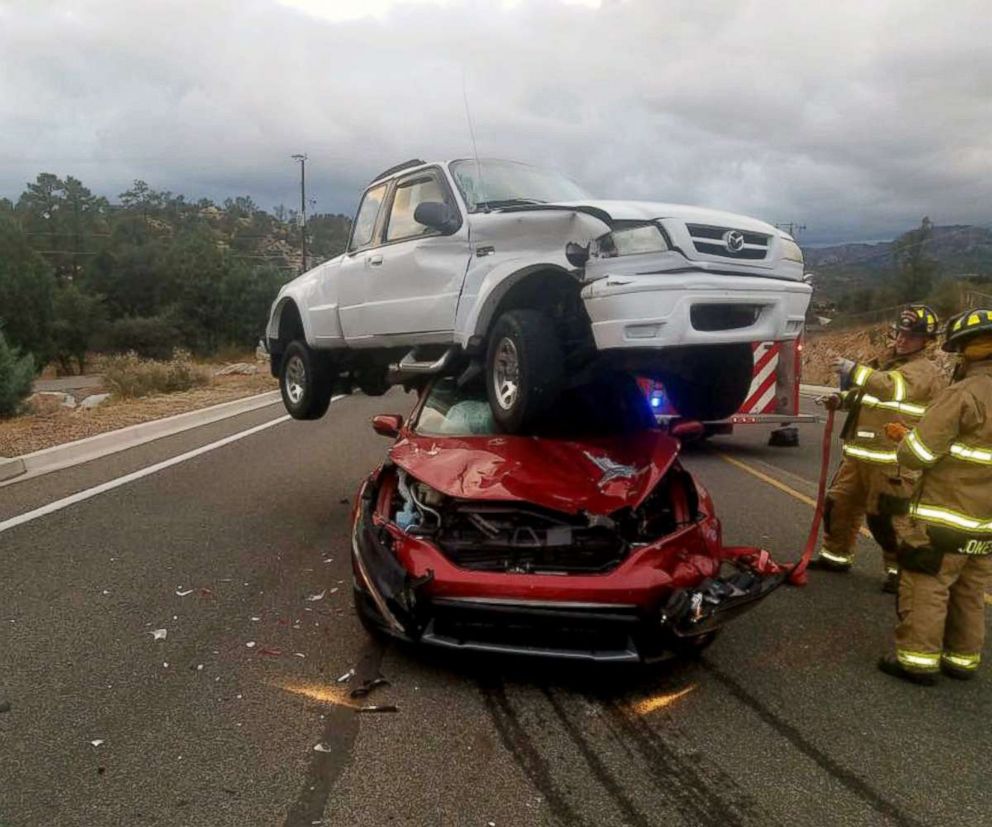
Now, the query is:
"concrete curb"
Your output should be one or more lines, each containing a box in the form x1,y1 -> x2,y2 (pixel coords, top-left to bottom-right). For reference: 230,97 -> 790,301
2,390 -> 282,487
0,456 -> 26,482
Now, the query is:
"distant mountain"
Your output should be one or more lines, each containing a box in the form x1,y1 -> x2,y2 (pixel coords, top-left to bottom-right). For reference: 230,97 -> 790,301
804,224 -> 992,298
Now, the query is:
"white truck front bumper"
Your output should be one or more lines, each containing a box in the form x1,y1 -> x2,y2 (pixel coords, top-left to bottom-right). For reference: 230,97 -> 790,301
581,272 -> 812,351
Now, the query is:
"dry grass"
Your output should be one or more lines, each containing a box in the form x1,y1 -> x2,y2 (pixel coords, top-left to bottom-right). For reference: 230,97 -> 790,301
0,372 -> 277,457
103,350 -> 211,398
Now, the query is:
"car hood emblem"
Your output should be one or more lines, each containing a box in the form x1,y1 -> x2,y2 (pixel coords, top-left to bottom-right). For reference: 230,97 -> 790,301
723,230 -> 745,252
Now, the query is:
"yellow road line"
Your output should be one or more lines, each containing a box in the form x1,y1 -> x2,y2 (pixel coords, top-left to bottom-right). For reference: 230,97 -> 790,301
714,451 -> 872,540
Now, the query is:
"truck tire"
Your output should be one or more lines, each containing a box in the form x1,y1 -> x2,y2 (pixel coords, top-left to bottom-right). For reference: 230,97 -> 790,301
279,340 -> 333,420
663,344 -> 753,421
486,309 -> 563,433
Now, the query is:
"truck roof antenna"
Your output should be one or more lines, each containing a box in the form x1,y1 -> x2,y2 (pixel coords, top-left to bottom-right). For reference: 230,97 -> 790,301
462,68 -> 485,211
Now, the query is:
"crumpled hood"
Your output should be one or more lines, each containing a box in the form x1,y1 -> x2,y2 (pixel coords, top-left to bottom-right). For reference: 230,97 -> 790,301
552,199 -> 780,236
389,430 -> 681,515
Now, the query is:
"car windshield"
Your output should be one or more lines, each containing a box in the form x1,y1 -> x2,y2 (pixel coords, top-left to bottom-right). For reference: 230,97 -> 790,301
414,375 -> 656,439
449,159 -> 591,211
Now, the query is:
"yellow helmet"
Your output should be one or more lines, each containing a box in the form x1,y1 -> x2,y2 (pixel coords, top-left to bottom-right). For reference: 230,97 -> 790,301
942,308 -> 992,352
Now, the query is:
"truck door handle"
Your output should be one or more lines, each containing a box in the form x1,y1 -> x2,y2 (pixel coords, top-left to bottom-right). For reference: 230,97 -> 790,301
367,254 -> 383,266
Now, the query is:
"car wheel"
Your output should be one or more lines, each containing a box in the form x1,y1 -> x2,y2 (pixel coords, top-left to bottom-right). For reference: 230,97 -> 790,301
353,587 -> 390,641
486,309 -> 563,433
673,629 -> 720,658
279,340 -> 333,420
663,344 -> 753,421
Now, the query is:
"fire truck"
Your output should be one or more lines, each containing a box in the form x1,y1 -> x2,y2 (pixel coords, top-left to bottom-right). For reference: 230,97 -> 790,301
640,337 -> 815,442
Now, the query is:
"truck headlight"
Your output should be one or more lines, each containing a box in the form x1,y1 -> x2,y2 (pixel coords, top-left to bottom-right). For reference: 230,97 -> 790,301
593,223 -> 669,258
780,238 -> 804,264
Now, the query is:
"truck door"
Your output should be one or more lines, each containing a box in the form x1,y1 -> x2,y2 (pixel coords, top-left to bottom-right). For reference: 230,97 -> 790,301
362,168 -> 469,340
338,182 -> 388,342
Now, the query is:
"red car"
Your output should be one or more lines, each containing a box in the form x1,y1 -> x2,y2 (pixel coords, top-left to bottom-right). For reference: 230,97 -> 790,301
351,374 -> 786,663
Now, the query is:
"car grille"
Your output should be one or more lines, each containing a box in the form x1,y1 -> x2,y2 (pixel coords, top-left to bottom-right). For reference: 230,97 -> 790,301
434,503 -> 626,573
686,224 -> 770,261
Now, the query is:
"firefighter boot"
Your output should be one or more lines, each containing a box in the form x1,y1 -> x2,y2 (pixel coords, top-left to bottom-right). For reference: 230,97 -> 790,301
882,570 -> 900,594
809,551 -> 853,572
877,655 -> 938,686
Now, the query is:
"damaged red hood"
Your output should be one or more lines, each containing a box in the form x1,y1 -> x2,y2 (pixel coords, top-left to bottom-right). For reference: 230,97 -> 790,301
389,430 -> 681,515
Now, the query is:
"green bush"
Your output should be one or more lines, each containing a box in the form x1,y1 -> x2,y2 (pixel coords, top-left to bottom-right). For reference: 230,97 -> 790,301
0,330 -> 36,418
100,314 -> 181,361
102,349 -> 211,398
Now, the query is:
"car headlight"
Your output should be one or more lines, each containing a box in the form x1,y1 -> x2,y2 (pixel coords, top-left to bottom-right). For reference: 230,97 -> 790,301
780,238 -> 804,264
593,223 -> 669,258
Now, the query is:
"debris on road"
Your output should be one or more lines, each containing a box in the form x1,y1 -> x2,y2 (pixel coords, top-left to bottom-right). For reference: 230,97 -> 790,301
336,668 -> 355,683
151,629 -> 167,641
357,704 -> 398,714
349,677 -> 389,699
257,647 -> 282,657
0,700 -> 11,714
306,590 -> 326,602
245,641 -> 256,648
312,743 -> 333,753
294,652 -> 306,659
176,589 -> 193,597
90,739 -> 104,747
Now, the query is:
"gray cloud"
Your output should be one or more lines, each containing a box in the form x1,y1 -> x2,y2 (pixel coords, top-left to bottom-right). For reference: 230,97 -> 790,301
1,0 -> 990,242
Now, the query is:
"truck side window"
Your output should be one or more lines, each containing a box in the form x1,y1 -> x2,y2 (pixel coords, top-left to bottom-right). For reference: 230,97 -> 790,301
349,183 -> 387,251
385,175 -> 446,242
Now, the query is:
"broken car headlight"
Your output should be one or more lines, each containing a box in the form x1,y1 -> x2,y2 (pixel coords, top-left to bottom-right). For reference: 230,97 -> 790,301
779,237 -> 804,264
593,223 -> 669,258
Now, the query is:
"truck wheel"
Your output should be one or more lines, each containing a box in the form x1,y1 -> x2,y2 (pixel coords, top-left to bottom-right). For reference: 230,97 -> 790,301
279,340 -> 333,420
663,344 -> 752,421
486,309 -> 563,433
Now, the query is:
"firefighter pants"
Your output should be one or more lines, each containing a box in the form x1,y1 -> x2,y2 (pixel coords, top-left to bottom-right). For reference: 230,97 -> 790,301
895,546 -> 992,675
821,457 -> 914,572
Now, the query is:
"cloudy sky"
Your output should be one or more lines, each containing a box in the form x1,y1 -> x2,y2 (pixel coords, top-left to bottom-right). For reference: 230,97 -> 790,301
1,0 -> 989,243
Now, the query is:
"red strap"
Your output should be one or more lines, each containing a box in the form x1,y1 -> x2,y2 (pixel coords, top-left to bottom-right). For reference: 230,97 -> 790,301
788,407 -> 835,585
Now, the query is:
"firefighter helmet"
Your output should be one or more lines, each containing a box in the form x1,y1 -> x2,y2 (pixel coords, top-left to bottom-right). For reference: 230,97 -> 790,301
942,308 -> 992,352
893,304 -> 939,337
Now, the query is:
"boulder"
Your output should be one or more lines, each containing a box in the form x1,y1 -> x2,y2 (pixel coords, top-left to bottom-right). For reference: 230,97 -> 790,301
78,393 -> 111,410
26,392 -> 76,413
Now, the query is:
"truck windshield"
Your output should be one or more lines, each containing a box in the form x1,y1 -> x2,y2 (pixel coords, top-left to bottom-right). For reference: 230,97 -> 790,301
449,160 -> 591,212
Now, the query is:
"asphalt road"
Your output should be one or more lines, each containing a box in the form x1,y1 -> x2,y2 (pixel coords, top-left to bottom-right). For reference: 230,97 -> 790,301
1,392 -> 989,826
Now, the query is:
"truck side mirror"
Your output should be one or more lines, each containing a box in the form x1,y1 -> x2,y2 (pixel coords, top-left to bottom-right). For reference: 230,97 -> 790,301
414,202 -> 458,234
371,414 -> 403,438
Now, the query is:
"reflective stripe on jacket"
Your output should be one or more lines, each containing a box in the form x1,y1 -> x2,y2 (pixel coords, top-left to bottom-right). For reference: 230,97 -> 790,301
897,360 -> 992,536
842,351 -> 947,464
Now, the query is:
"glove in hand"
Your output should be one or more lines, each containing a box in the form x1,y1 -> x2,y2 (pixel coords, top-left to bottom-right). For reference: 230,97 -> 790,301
831,357 -> 856,377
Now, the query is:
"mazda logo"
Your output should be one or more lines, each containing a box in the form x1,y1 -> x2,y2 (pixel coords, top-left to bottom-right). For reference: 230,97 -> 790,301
724,230 -> 745,252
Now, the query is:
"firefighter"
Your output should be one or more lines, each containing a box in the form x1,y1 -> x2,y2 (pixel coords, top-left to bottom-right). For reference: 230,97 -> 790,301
811,305 -> 945,591
878,308 -> 992,685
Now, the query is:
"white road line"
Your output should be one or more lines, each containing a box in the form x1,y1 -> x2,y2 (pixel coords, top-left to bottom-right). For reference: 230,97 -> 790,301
0,414 -> 293,535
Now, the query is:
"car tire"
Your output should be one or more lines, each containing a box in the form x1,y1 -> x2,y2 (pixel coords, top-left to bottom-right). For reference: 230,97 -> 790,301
279,340 -> 333,420
486,309 -> 563,433
663,344 -> 753,421
673,629 -> 720,658
353,587 -> 390,642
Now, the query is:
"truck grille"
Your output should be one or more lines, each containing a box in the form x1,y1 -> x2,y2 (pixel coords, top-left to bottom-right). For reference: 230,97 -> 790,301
687,224 -> 770,261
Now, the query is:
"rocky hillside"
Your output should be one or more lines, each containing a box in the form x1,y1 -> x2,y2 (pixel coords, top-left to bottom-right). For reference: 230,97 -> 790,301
805,224 -> 992,299
802,324 -> 957,386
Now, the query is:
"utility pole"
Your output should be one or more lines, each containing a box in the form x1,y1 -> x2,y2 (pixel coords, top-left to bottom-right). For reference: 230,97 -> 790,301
291,153 -> 308,272
774,221 -> 807,238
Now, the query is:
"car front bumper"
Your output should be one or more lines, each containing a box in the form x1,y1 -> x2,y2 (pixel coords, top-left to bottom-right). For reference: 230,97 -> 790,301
351,485 -> 786,663
581,272 -> 812,351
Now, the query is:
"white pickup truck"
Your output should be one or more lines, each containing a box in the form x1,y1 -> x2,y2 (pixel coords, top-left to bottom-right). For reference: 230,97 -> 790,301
266,158 -> 811,430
